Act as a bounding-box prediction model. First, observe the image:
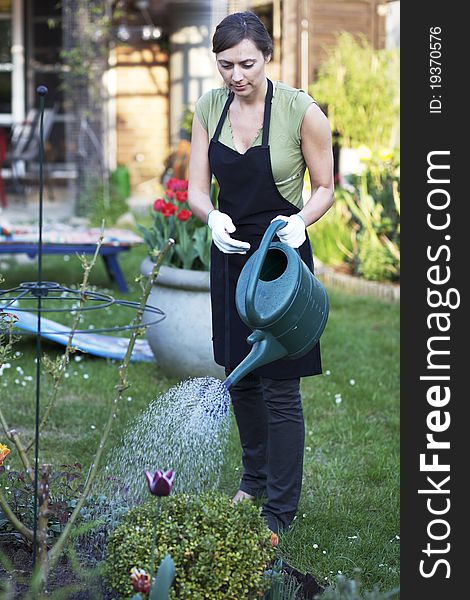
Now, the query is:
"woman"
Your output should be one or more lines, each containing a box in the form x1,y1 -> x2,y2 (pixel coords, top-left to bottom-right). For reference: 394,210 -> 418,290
188,11 -> 334,534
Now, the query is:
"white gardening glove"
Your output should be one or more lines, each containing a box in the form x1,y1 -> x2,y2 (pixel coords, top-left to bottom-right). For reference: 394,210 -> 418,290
208,210 -> 251,254
271,214 -> 306,248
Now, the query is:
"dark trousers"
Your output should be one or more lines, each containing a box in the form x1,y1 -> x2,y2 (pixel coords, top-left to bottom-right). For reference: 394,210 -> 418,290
228,373 -> 305,533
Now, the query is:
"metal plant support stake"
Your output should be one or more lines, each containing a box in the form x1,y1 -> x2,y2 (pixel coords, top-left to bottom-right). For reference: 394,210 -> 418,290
0,86 -> 167,571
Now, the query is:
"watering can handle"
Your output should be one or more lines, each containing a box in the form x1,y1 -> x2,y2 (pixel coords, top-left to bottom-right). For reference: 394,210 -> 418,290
245,219 -> 287,325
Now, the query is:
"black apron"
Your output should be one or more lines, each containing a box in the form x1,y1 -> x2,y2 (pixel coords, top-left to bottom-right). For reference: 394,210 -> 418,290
208,78 -> 322,379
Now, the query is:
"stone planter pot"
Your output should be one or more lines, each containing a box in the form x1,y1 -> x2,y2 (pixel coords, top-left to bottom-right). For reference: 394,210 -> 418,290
140,257 -> 224,379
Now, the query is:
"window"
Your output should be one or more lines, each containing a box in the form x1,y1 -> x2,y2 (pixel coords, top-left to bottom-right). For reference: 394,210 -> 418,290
26,0 -> 66,162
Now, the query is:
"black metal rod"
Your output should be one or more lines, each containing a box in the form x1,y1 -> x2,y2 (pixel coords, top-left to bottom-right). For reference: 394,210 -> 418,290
32,85 -> 48,568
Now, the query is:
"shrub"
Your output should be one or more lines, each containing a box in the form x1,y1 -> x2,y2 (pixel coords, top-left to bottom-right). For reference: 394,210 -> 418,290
357,234 -> 396,282
103,491 -> 274,599
310,33 -> 399,150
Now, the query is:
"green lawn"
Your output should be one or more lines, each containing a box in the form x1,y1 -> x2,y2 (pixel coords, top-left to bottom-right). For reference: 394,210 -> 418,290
0,242 -> 399,595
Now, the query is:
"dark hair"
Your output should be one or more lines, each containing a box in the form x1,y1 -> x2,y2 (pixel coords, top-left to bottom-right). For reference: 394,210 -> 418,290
212,11 -> 273,59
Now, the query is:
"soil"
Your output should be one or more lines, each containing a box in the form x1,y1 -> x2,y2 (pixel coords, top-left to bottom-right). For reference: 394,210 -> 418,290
0,542 -> 115,599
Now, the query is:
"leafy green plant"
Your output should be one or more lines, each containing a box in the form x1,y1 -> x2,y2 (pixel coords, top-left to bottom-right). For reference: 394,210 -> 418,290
309,199 -> 353,268
103,491 -> 274,599
312,148 -> 400,281
315,574 -> 399,600
311,33 -> 399,150
338,155 -> 400,282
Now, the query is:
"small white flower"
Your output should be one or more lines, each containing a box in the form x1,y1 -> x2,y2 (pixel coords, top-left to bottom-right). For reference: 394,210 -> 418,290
302,513 -> 307,518
349,379 -> 356,385
74,356 -> 83,362
15,352 -> 21,357
335,395 -> 342,404
325,370 -> 331,375
90,425 -> 96,430
63,255 -> 70,262
322,550 -> 327,554
305,446 -> 312,451
83,373 -> 89,379
127,396 -> 133,401
16,366 -> 24,374
64,373 -> 70,379
313,543 -> 318,549
14,379 -> 20,384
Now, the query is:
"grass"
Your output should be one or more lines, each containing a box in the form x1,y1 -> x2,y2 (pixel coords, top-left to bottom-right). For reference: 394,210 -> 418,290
0,241 -> 399,595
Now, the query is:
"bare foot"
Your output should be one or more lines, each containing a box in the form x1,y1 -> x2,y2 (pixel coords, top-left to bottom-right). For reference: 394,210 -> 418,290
231,490 -> 255,503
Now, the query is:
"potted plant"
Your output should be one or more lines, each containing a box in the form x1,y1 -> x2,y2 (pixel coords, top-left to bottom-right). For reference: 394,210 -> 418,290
138,177 -> 224,379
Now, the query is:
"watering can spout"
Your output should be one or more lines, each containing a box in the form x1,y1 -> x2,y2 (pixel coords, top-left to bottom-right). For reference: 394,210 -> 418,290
223,330 -> 287,390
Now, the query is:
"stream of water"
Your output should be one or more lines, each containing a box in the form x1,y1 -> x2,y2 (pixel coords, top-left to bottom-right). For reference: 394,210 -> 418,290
98,376 -> 231,504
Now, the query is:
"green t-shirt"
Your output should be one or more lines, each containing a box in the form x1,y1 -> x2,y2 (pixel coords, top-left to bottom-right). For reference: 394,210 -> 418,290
195,81 -> 315,209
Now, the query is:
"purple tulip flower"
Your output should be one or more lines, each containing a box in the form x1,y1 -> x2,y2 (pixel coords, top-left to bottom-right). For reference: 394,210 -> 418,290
144,469 -> 175,496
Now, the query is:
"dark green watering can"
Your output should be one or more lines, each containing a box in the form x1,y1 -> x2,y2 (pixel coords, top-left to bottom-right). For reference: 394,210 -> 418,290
223,220 -> 330,389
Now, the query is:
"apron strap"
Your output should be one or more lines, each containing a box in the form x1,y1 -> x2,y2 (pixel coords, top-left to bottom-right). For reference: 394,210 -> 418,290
224,253 -> 231,367
261,79 -> 274,147
212,79 -> 273,145
213,91 -> 234,142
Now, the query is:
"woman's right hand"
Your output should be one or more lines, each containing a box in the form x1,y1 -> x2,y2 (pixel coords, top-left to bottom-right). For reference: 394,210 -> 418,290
208,210 -> 251,254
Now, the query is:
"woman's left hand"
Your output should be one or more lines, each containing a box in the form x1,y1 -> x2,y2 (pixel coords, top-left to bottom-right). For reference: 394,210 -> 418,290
271,214 -> 306,248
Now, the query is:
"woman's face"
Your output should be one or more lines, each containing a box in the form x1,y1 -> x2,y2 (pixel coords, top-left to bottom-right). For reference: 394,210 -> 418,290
216,38 -> 270,98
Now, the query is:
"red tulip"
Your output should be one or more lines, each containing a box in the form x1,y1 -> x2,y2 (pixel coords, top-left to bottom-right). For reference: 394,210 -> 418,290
167,178 -> 188,192
175,190 -> 188,203
153,198 -> 165,212
166,177 -> 177,191
176,209 -> 192,222
145,469 -> 175,496
161,202 -> 177,217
